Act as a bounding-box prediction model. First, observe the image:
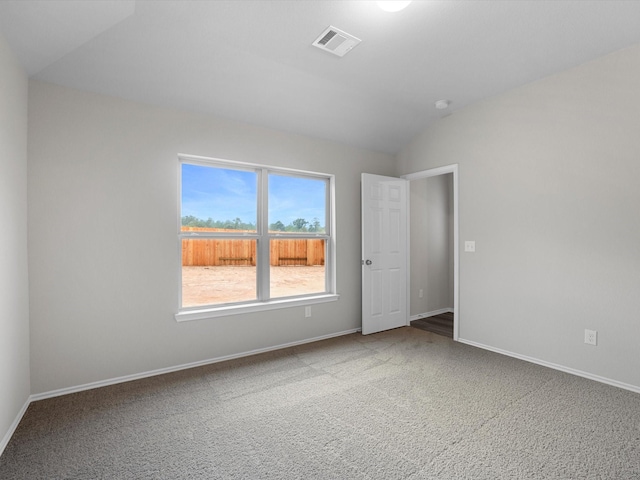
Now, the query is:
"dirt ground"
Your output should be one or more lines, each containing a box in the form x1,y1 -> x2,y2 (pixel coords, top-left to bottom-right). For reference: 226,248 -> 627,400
182,265 -> 326,307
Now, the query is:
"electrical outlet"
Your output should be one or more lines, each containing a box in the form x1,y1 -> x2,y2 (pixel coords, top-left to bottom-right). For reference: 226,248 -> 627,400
305,306 -> 311,318
464,241 -> 476,252
584,329 -> 597,346
419,289 -> 424,298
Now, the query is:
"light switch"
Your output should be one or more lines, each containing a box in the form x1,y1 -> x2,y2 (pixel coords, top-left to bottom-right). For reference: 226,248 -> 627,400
464,241 -> 476,252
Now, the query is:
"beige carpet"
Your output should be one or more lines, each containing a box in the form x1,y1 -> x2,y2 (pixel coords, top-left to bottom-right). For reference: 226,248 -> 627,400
1,327 -> 639,479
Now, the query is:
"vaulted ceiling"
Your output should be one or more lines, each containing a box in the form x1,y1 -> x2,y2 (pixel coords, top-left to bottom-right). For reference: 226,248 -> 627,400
2,0 -> 640,154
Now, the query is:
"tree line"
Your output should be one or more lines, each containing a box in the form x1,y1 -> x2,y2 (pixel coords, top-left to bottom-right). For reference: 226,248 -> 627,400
181,215 -> 325,233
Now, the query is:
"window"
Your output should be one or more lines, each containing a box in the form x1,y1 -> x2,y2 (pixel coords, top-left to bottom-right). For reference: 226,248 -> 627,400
176,155 -> 337,321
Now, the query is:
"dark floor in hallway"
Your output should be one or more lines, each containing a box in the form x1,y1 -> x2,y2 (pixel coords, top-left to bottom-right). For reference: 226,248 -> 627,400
410,312 -> 453,338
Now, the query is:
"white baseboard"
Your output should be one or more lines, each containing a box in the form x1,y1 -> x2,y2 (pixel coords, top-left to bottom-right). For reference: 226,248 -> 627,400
457,337 -> 640,395
0,397 -> 30,458
410,307 -> 454,322
31,328 -> 361,402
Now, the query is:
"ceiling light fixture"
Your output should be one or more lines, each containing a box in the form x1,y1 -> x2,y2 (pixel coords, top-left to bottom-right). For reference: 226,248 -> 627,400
377,1 -> 412,13
435,99 -> 450,110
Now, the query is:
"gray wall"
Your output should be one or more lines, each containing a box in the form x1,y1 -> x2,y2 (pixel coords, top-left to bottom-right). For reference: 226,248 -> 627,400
28,80 -> 395,395
0,33 -> 30,446
410,175 -> 453,316
397,44 -> 640,390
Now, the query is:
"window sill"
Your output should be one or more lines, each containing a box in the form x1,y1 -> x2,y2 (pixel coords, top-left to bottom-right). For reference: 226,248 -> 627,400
175,294 -> 340,322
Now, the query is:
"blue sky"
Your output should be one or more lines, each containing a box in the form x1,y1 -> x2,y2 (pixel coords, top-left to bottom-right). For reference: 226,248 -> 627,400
181,164 -> 326,226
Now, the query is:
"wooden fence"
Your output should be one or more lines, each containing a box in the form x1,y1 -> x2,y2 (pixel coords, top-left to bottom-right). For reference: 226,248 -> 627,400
181,227 -> 325,266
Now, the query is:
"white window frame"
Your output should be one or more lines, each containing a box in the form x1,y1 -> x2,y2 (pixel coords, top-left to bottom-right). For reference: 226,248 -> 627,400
175,154 -> 338,322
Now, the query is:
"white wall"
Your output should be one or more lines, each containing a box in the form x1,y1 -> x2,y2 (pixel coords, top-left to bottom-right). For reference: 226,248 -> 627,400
397,44 -> 640,390
0,33 -> 30,448
409,175 -> 453,316
409,178 -> 428,315
28,81 -> 395,395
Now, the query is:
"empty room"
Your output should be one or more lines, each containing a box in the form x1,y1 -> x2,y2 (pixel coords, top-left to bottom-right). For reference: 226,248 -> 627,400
1,1 -> 640,478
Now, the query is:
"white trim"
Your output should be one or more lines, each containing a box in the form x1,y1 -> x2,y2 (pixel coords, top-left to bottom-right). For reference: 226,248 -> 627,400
452,167 -> 459,341
405,178 -> 411,327
458,338 -> 640,395
409,307 -> 454,321
175,293 -> 339,322
0,397 -> 30,458
402,164 -> 459,341
403,164 -> 457,181
258,168 -> 270,299
178,153 -> 332,179
328,173 -> 337,295
30,328 -> 359,402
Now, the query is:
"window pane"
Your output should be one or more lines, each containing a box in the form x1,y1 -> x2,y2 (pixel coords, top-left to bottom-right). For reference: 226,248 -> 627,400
270,239 -> 325,298
182,238 -> 256,307
268,174 -> 326,233
181,163 -> 257,232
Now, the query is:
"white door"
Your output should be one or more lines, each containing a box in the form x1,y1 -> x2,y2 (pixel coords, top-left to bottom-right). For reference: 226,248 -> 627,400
361,173 -> 408,335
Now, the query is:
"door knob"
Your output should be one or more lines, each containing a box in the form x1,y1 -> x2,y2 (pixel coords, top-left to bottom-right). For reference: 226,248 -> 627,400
365,259 -> 372,265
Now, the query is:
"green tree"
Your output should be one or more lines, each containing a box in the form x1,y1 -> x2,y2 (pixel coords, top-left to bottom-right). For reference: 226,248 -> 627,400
181,216 -> 255,230
291,218 -> 308,231
270,220 -> 286,231
181,215 -> 199,226
309,217 -> 322,232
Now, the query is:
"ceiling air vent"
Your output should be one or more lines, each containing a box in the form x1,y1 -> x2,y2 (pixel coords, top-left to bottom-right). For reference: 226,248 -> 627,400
312,26 -> 361,57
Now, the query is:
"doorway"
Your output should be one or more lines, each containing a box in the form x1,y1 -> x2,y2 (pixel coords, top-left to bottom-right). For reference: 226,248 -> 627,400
402,165 -> 459,340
